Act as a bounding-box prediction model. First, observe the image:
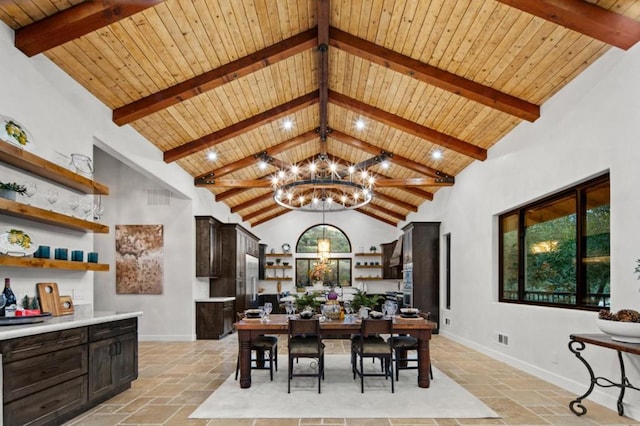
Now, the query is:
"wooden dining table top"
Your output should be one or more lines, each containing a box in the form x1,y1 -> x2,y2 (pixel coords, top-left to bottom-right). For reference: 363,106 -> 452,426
235,314 -> 437,332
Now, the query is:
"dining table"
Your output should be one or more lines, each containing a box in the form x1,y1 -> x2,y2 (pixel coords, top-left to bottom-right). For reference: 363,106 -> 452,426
235,313 -> 437,389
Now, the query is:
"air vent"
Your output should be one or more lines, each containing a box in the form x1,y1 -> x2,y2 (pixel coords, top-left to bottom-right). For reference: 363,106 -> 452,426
498,333 -> 509,346
147,189 -> 172,206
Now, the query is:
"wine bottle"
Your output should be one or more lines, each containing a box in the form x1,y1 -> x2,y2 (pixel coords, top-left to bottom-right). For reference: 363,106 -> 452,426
4,278 -> 17,307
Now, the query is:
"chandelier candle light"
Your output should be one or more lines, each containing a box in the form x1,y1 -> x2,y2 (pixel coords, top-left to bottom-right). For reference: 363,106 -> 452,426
271,154 -> 384,212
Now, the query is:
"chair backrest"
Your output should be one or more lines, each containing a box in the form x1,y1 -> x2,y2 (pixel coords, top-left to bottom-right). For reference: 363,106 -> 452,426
361,318 -> 393,337
289,318 -> 320,338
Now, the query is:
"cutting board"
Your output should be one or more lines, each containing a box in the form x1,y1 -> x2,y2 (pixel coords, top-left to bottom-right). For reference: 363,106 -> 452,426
36,282 -> 61,316
59,295 -> 74,316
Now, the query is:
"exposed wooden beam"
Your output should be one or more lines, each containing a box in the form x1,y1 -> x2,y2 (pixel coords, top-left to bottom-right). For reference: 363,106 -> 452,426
214,188 -> 246,202
373,192 -> 418,213
376,178 -> 453,187
201,179 -> 272,188
196,130 -> 317,181
242,203 -> 281,221
369,202 -> 406,221
329,27 -> 539,122
113,28 -> 317,125
496,0 -> 640,50
375,172 -> 434,201
329,91 -> 487,161
14,0 -> 164,57
231,192 -> 274,213
252,209 -> 291,227
317,0 -> 330,146
330,130 -> 451,180
164,91 -> 319,163
354,208 -> 398,226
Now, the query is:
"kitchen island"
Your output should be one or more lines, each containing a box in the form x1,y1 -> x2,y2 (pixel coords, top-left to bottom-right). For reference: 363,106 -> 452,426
0,309 -> 142,426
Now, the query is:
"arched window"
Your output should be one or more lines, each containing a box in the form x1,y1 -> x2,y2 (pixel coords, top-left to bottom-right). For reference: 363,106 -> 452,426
295,224 -> 352,287
295,224 -> 351,253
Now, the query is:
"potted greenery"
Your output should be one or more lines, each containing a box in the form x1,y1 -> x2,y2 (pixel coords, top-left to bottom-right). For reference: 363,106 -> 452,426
369,245 -> 377,253
294,291 -> 322,312
350,288 -> 382,312
0,181 -> 26,200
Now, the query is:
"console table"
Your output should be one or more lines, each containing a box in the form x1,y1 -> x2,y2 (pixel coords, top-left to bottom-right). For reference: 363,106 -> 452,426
568,333 -> 640,417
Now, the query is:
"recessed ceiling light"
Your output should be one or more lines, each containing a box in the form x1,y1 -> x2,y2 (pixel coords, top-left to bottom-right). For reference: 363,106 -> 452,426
207,152 -> 217,161
355,119 -> 366,130
282,119 -> 293,130
432,150 -> 443,159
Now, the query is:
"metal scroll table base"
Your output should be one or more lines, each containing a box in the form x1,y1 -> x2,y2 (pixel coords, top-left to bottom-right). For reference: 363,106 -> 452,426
569,335 -> 640,417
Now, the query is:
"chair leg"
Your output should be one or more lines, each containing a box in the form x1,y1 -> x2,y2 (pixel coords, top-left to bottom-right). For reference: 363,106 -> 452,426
389,356 -> 394,393
318,356 -> 323,393
269,348 -> 274,381
235,353 -> 240,380
287,356 -> 293,393
360,355 -> 365,393
274,344 -> 278,371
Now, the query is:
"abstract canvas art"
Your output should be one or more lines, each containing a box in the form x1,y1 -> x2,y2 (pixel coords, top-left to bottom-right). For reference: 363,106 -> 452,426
115,224 -> 164,294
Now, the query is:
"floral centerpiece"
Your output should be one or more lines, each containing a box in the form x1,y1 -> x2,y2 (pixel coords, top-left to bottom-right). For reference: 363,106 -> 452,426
309,261 -> 331,283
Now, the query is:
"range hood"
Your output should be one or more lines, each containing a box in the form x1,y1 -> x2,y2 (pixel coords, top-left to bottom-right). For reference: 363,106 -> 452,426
389,236 -> 403,267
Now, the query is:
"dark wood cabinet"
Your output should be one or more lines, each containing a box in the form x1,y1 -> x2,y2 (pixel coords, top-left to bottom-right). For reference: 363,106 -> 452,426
195,216 -> 222,277
1,318 -> 138,426
403,222 -> 440,332
381,241 -> 402,279
196,300 -> 235,339
211,224 -> 260,313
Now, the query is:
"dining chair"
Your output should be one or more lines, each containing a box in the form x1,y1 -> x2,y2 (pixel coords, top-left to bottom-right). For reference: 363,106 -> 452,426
388,312 -> 433,381
287,318 -> 325,393
234,312 -> 278,381
352,318 -> 394,393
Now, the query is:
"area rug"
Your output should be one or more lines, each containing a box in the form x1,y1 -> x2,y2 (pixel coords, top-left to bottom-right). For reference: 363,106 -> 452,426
190,355 -> 500,419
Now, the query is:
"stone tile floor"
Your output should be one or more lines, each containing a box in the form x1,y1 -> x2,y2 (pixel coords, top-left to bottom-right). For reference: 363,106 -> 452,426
65,334 -> 640,425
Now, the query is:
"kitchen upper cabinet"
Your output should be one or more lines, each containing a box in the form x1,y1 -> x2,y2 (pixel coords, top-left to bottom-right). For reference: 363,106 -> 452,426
195,216 -> 222,277
381,241 -> 401,279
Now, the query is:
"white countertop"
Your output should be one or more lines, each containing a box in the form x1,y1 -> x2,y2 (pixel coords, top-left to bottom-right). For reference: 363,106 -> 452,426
195,297 -> 236,303
0,309 -> 143,341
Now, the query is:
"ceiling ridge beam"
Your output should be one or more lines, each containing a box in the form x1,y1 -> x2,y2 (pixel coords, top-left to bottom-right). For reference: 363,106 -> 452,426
496,0 -> 640,50
113,27 -> 317,125
252,209 -> 291,227
329,91 -> 487,161
195,130 -> 318,181
329,27 -> 539,122
164,91 -> 319,163
330,130 -> 451,180
15,0 -> 164,57
354,208 -> 398,227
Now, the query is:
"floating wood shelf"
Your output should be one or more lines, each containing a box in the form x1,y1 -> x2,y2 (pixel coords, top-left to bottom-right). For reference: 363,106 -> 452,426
355,265 -> 382,269
0,139 -> 109,195
0,256 -> 109,271
265,253 -> 292,257
355,277 -> 383,280
0,198 -> 109,233
354,253 -> 381,256
263,277 -> 292,281
265,265 -> 292,269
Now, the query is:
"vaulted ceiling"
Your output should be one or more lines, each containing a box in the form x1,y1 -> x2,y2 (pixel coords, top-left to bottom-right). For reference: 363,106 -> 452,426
1,0 -> 639,227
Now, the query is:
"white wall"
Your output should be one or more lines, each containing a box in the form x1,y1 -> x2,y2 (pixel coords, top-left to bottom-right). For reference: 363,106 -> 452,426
408,42 -> 640,418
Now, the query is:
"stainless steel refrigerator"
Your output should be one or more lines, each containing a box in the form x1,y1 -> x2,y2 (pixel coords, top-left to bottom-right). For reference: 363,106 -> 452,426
246,253 -> 259,307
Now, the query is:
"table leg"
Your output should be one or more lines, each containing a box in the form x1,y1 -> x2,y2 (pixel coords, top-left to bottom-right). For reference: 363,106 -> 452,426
417,335 -> 431,388
238,330 -> 252,389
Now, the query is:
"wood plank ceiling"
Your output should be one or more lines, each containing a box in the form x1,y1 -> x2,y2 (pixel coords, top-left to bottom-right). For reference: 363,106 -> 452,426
1,0 -> 639,227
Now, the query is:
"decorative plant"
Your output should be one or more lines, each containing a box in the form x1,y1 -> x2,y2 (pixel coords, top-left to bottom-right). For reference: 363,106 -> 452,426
21,294 -> 30,310
309,261 -> 331,282
369,245 -> 377,253
635,259 -> 640,280
0,181 -> 26,195
350,288 -> 382,311
294,291 -> 322,312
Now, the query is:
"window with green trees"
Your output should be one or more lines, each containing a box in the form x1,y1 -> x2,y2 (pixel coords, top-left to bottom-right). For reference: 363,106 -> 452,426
295,225 -> 352,286
499,174 -> 610,309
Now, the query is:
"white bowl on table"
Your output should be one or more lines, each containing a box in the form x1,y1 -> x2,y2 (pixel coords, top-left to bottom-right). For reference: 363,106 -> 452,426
596,318 -> 640,343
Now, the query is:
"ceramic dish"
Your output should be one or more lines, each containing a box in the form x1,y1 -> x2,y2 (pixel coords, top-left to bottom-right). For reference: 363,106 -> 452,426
400,308 -> 419,315
0,229 -> 38,256
368,311 -> 384,319
0,115 -> 32,148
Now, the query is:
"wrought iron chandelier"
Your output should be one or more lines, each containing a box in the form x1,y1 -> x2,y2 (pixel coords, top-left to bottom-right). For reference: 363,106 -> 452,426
269,153 -> 389,212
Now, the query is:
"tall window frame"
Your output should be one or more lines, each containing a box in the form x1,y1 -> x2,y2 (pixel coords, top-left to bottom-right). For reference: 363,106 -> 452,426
499,173 -> 610,310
